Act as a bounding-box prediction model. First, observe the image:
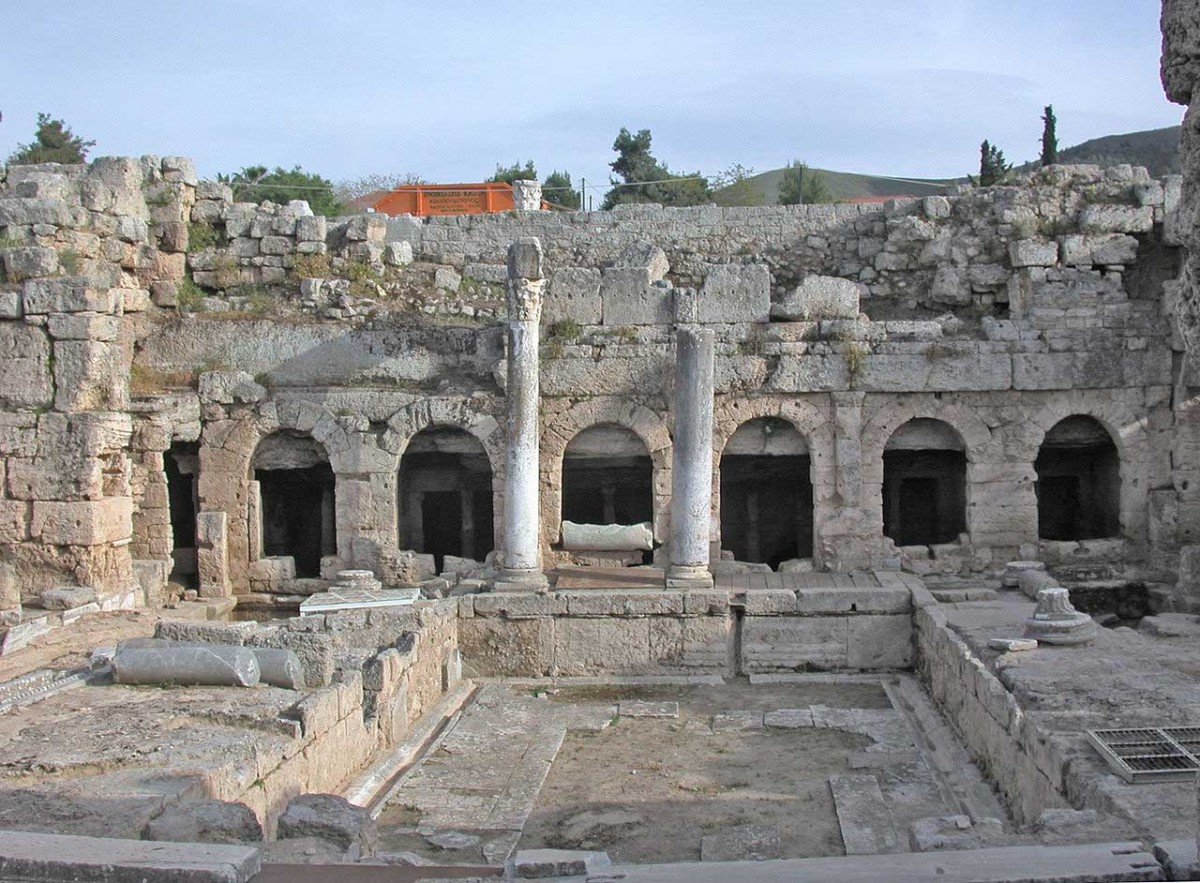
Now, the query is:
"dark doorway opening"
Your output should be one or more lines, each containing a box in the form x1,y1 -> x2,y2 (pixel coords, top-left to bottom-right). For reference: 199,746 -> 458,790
252,432 -> 336,578
1035,416 -> 1120,541
561,425 -> 654,562
720,417 -> 812,569
165,441 -> 199,589
883,419 -> 967,547
398,427 -> 494,572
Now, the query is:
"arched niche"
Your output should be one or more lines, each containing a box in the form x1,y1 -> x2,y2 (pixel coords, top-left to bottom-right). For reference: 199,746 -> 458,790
719,416 -> 813,568
398,426 -> 495,570
883,418 -> 966,547
1035,415 -> 1120,540
561,424 -> 654,532
251,430 -> 336,578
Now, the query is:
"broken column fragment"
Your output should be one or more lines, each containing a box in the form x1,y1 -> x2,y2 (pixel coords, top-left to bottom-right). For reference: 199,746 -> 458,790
1023,587 -> 1098,646
112,642 -> 261,686
667,326 -> 715,589
496,238 -> 548,592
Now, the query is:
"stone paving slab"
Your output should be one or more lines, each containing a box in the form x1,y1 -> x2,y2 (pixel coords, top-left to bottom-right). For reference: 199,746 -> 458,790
618,700 -> 679,718
829,773 -> 901,855
383,684 -> 613,844
0,829 -> 260,882
607,842 -> 1162,882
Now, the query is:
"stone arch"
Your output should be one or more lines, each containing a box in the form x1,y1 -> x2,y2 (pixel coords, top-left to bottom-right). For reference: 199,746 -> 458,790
860,399 -> 995,545
712,397 -> 834,567
880,418 -> 967,547
1014,395 -> 1149,548
251,429 -> 336,578
384,398 -> 505,559
541,400 -> 671,551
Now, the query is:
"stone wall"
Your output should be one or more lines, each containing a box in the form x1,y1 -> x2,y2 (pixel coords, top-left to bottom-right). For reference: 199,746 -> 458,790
157,600 -> 460,829
458,584 -> 912,677
913,585 -> 1069,824
2,153 -> 1197,602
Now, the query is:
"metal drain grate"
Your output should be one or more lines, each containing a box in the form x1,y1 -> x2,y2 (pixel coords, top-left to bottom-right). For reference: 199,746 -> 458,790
1088,728 -> 1200,783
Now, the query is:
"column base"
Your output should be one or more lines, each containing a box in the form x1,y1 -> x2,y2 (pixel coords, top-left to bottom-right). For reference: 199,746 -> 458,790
665,564 -> 714,589
493,567 -> 550,593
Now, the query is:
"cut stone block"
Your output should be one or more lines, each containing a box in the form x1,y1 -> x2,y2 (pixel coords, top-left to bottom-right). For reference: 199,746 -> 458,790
40,586 -> 97,610
698,263 -> 771,323
600,268 -> 670,325
544,267 -> 601,325
618,700 -> 678,718
829,773 -> 901,855
773,275 -> 862,320
987,638 -> 1038,652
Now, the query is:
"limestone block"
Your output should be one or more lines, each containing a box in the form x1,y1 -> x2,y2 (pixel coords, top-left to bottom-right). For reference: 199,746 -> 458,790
0,197 -> 73,226
564,591 -> 685,617
296,215 -> 326,242
343,214 -> 387,242
561,520 -> 653,551
741,616 -> 848,671
457,617 -> 552,676
383,241 -> 413,266
795,588 -> 911,615
613,240 -> 669,281
23,278 -> 118,314
40,585 -> 98,609
772,275 -> 861,320
31,497 -> 131,546
552,617 -> 651,675
196,510 -> 230,598
259,235 -> 292,255
743,590 -> 797,614
923,196 -> 951,219
600,268 -> 670,325
46,314 -> 119,341
0,324 -> 52,409
1078,204 -> 1154,234
930,266 -> 971,305
697,263 -> 771,323
249,556 -> 296,583
2,246 -> 58,281
161,156 -> 198,186
847,616 -> 913,668
142,798 -> 263,845
1008,240 -> 1058,267
53,340 -> 124,412
0,291 -> 20,319
544,267 -> 601,325
277,794 -> 377,854
0,503 -> 29,544
434,266 -> 461,291
120,288 -> 151,312
197,371 -> 266,405
859,352 -> 1012,392
1059,234 -> 1139,267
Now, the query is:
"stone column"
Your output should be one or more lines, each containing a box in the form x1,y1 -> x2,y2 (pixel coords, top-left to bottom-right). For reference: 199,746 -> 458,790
496,238 -> 549,592
667,326 -> 715,589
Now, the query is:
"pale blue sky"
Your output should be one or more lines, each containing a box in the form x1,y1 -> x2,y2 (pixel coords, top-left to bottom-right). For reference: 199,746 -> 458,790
0,1 -> 1183,188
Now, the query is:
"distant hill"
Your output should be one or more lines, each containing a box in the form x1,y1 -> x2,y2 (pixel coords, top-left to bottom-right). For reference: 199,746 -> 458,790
733,125 -> 1182,205
1043,125 -> 1180,177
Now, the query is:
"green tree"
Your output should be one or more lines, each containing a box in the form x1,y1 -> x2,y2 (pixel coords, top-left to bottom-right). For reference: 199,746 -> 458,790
542,170 -> 580,209
8,113 -> 95,164
977,140 -> 1011,187
777,160 -> 835,205
490,160 -> 537,184
218,165 -> 343,216
712,163 -> 764,207
602,127 -> 711,209
1040,105 -> 1059,166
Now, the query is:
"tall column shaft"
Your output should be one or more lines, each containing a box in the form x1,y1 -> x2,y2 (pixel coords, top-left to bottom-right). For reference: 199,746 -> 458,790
668,326 -> 715,588
497,238 -> 549,591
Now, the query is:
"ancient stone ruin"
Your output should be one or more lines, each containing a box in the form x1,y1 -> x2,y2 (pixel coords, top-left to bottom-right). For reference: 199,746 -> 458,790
4,8 -> 1200,877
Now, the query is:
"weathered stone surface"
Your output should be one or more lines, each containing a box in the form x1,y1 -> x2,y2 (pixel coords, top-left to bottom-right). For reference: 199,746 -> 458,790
697,263 -> 771,323
40,586 -> 96,610
276,793 -> 377,854
545,267 -> 601,324
600,268 -> 669,325
142,799 -> 264,845
773,275 -> 862,320
112,642 -> 261,687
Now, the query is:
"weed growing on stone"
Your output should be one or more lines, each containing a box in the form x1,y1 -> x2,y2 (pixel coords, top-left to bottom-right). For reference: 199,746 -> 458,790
187,222 -> 224,252
292,252 -> 332,279
844,341 -> 869,385
175,278 -> 207,312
